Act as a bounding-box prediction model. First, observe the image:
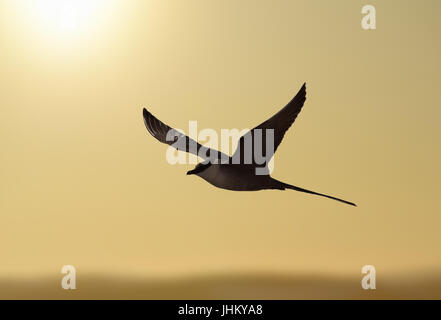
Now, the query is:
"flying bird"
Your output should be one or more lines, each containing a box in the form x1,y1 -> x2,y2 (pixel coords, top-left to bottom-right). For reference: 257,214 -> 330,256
142,83 -> 356,206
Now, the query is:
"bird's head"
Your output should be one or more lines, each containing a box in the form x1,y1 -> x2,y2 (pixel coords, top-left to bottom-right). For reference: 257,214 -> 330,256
187,162 -> 211,176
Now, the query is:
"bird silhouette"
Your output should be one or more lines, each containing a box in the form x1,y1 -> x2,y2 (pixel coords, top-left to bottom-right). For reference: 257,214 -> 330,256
143,83 -> 356,206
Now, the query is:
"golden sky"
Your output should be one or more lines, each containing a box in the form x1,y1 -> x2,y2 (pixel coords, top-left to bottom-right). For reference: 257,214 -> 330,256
1,0 -> 440,280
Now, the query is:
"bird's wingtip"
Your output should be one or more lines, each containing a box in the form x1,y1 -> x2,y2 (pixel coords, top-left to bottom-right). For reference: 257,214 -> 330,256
300,82 -> 307,98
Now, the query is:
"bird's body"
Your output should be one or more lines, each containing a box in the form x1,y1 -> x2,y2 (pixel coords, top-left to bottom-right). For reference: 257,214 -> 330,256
194,162 -> 281,191
142,83 -> 356,206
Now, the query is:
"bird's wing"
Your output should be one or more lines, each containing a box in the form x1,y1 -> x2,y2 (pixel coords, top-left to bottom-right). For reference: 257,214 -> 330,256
232,83 -> 306,166
143,108 -> 228,163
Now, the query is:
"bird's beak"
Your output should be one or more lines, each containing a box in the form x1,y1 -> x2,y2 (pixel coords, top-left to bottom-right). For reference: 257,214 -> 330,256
186,170 -> 194,175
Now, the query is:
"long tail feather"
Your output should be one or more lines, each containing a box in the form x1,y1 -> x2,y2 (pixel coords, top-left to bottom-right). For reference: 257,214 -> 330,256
281,182 -> 356,207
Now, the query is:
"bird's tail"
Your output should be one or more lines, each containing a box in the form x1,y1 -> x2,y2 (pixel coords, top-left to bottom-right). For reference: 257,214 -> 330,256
279,181 -> 356,207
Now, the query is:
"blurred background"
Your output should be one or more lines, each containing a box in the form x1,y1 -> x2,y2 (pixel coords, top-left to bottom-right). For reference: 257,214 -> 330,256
0,0 -> 440,298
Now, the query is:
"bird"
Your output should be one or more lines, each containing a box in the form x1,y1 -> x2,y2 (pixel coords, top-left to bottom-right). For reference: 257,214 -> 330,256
142,83 -> 356,206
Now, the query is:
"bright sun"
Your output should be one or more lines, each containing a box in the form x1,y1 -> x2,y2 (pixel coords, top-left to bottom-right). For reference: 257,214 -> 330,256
26,0 -> 110,34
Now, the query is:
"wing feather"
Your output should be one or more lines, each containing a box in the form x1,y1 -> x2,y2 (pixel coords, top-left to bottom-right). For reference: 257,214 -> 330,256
232,83 -> 307,166
143,108 -> 228,162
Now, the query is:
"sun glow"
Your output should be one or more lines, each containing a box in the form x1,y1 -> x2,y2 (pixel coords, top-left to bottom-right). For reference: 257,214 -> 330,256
23,0 -> 112,35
